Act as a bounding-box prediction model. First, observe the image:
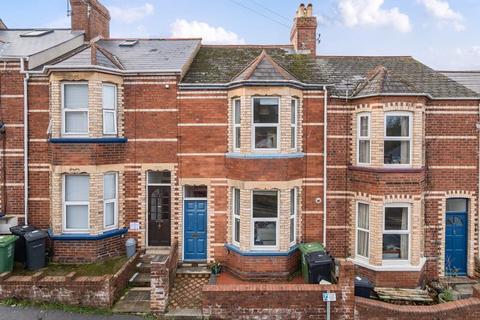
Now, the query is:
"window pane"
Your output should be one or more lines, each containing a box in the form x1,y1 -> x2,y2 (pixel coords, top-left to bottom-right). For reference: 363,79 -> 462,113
64,84 -> 88,109
185,185 -> 207,198
385,207 -> 408,230
359,140 -> 370,163
102,85 -> 116,110
65,111 -> 88,133
235,127 -> 241,149
383,234 -> 409,260
148,171 -> 171,184
253,98 -> 278,123
291,127 -> 296,149
290,189 -> 296,217
105,202 -> 115,227
104,111 -> 115,133
291,100 -> 297,124
255,127 -> 277,149
360,116 -> 369,137
290,217 -> 295,243
104,173 -> 116,200
253,191 -> 278,218
234,188 -> 240,216
254,221 -> 276,246
357,230 -> 369,257
357,203 -> 369,230
65,175 -> 89,201
234,217 -> 240,243
446,199 -> 467,212
386,115 -> 409,137
384,141 -> 410,164
66,205 -> 88,229
234,99 -> 241,124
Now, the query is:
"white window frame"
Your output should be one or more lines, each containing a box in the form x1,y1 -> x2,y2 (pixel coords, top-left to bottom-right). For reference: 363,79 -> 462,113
102,83 -> 117,135
252,97 -> 280,151
382,203 -> 411,264
233,98 -> 241,151
61,82 -> 89,136
355,202 -> 370,260
251,190 -> 279,250
232,188 -> 241,246
357,113 -> 371,165
62,174 -> 90,233
291,98 -> 298,150
103,172 -> 118,230
290,188 -> 297,246
384,112 -> 412,167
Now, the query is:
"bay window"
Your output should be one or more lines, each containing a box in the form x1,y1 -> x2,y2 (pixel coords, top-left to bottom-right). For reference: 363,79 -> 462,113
63,175 -> 89,231
291,99 -> 298,149
253,97 -> 279,150
357,113 -> 370,165
383,204 -> 410,261
104,172 -> 118,229
290,188 -> 297,245
232,188 -> 241,245
102,84 -> 117,135
233,99 -> 241,150
356,203 -> 370,258
384,113 -> 411,165
252,190 -> 278,248
62,83 -> 88,135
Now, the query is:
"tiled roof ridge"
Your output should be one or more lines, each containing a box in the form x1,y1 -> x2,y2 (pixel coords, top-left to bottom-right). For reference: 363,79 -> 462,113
233,49 -> 267,81
316,55 -> 413,58
102,37 -> 202,41
95,44 -> 124,70
202,44 -> 293,48
40,44 -> 91,67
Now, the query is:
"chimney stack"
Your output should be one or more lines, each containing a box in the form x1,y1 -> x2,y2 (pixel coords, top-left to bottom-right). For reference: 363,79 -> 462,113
70,0 -> 110,41
290,3 -> 317,57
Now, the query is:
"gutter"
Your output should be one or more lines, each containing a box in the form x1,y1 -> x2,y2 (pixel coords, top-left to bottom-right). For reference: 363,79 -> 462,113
20,57 -> 29,225
330,93 -> 480,101
323,85 -> 328,247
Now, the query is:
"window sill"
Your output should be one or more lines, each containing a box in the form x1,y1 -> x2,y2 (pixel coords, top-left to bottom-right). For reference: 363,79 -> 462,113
226,152 -> 304,159
225,243 -> 298,256
348,256 -> 426,272
48,227 -> 128,240
49,137 -> 128,144
349,165 -> 424,174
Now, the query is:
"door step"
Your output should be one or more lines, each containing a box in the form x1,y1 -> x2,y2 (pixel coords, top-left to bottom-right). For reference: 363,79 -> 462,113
177,266 -> 210,276
146,247 -> 171,256
165,308 -> 207,319
112,287 -> 150,314
129,272 -> 151,287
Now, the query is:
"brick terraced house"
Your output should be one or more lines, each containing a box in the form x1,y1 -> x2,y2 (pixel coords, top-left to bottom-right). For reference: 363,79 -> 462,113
1,0 -> 479,288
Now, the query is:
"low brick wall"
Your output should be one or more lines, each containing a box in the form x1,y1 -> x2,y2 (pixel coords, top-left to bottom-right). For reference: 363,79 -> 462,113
0,252 -> 139,308
355,264 -> 426,288
150,240 -> 179,314
203,260 -> 355,319
356,285 -> 480,319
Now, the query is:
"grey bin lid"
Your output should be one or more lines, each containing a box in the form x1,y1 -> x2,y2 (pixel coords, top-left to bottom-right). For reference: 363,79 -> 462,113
354,276 -> 374,289
126,238 -> 136,246
24,230 -> 48,242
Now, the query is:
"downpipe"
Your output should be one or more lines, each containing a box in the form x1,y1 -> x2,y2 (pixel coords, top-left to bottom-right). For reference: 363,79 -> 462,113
21,57 -> 29,225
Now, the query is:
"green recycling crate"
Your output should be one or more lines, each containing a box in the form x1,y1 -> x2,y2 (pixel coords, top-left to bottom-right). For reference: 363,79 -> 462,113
298,242 -> 325,283
0,235 -> 18,273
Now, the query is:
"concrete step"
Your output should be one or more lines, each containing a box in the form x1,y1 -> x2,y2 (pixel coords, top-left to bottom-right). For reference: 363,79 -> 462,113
129,272 -> 151,287
165,308 -> 207,320
177,267 -> 210,276
136,261 -> 151,273
112,287 -> 151,314
452,284 -> 474,300
441,276 -> 478,286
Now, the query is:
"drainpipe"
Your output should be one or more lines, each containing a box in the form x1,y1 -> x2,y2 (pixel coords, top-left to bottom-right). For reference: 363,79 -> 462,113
478,101 -> 480,262
323,85 -> 328,247
21,57 -> 29,225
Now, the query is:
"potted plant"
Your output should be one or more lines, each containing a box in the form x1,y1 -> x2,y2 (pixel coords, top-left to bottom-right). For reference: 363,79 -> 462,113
209,261 -> 222,275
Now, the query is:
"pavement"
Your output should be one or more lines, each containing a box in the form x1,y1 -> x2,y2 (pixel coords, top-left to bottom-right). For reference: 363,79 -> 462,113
0,305 -> 146,320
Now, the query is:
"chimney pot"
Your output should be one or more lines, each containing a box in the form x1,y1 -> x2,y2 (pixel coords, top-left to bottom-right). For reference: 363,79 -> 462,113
290,3 -> 318,57
306,4 -> 313,17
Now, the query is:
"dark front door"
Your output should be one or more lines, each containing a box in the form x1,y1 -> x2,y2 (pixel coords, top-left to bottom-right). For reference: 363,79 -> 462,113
184,200 -> 207,261
445,212 -> 468,275
148,186 -> 171,246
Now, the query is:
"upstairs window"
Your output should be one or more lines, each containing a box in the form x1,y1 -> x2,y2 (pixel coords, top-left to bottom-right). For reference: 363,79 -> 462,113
357,113 -> 371,165
233,99 -> 241,150
252,190 -> 278,248
384,113 -> 411,165
103,173 -> 118,230
63,175 -> 89,232
232,188 -> 241,245
253,97 -> 279,150
291,99 -> 298,149
62,83 -> 88,135
102,84 -> 117,135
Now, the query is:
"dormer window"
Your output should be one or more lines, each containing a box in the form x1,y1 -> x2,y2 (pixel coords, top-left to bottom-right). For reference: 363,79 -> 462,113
253,97 -> 279,150
62,83 -> 89,135
119,40 -> 139,47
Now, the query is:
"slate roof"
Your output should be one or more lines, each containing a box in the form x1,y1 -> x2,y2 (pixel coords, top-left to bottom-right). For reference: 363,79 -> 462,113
232,50 -> 298,82
182,46 -> 479,99
52,45 -> 122,70
441,71 -> 480,94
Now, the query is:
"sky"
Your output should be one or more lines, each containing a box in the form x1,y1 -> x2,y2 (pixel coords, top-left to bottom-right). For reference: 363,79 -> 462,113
1,0 -> 480,70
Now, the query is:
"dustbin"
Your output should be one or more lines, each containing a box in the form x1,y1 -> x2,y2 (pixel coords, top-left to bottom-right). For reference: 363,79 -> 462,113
10,225 -> 35,264
24,230 -> 48,271
0,235 -> 18,273
354,276 -> 374,298
298,242 -> 325,283
305,251 -> 334,284
126,238 -> 136,258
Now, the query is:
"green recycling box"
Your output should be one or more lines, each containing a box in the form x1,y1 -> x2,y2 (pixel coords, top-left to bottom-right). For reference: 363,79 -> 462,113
0,235 -> 19,273
298,242 -> 325,283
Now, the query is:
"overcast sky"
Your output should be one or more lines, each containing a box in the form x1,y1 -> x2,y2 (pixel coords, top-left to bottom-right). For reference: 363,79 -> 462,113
2,0 -> 480,70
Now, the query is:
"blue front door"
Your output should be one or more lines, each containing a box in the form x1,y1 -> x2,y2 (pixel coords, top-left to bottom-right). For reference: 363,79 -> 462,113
445,212 -> 467,275
184,200 -> 207,261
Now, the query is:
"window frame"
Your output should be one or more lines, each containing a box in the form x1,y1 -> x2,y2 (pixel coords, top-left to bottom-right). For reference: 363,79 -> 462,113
251,189 -> 279,250
291,98 -> 298,150
251,97 -> 280,151
232,188 -> 241,246
290,188 -> 297,246
382,203 -> 411,264
383,112 -> 413,167
356,112 -> 371,165
233,98 -> 241,151
103,172 -> 118,230
355,202 -> 370,260
61,82 -> 89,136
102,83 -> 118,135
62,174 -> 90,233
